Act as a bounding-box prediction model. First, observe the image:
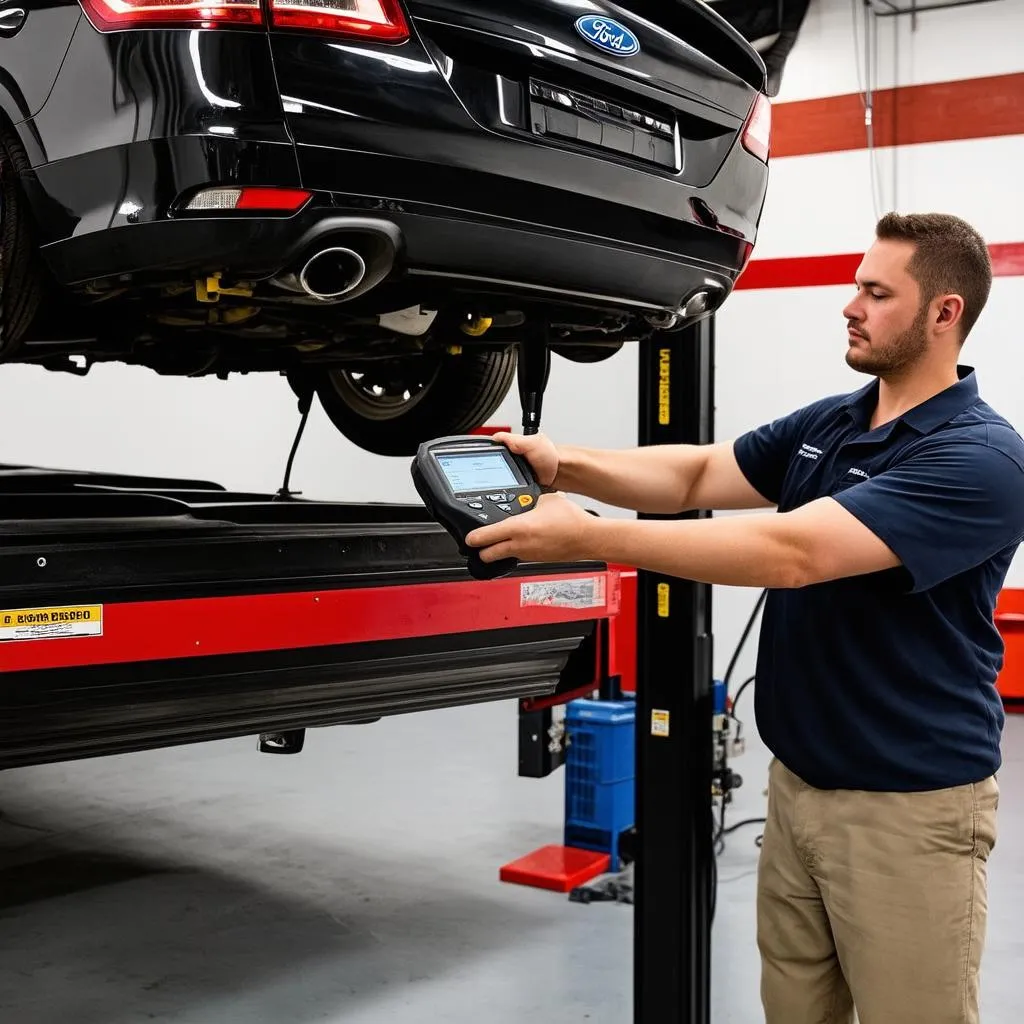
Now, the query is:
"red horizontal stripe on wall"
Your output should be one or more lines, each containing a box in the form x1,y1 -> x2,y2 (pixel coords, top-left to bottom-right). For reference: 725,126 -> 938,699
736,242 -> 1024,291
772,72 -> 1024,158
736,253 -> 861,290
992,242 -> 1024,277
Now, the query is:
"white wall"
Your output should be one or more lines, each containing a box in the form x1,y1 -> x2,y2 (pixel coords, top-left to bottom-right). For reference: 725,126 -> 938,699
712,0 -> 1024,685
0,0 -> 1021,692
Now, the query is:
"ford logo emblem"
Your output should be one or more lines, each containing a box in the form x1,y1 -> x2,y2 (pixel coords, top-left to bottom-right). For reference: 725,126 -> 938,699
575,15 -> 641,58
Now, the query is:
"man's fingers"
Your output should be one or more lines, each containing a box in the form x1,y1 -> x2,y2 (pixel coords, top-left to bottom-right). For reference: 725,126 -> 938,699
466,521 -> 516,549
478,541 -> 517,564
491,431 -> 526,452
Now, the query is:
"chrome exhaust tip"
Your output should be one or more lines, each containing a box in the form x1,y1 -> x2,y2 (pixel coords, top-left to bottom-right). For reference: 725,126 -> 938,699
298,246 -> 368,300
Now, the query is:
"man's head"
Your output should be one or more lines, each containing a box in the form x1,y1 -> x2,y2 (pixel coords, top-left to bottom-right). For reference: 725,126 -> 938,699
842,212 -> 993,377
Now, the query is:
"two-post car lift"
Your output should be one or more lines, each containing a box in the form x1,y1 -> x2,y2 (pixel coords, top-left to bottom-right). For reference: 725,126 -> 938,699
0,322 -> 716,1024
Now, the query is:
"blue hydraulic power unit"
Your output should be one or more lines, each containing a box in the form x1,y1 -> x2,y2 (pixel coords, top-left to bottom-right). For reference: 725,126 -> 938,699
564,697 -> 636,870
564,681 -> 729,871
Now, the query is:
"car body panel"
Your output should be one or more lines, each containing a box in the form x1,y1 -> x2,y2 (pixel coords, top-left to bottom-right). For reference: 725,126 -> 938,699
31,137 -> 302,253
0,1 -> 81,127
26,21 -> 293,168
403,0 -> 759,118
271,0 -> 758,201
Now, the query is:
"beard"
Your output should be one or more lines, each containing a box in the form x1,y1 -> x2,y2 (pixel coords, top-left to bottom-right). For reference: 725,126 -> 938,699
846,304 -> 929,377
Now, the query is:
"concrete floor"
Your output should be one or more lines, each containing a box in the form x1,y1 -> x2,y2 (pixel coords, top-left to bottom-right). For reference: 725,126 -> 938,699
2,702 -> 1022,1023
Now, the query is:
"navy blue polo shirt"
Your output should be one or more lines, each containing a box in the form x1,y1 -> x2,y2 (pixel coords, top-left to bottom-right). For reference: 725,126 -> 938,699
734,366 -> 1024,792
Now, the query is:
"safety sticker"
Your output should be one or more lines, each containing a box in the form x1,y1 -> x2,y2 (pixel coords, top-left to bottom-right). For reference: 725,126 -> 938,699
657,582 -> 670,618
658,347 -> 671,425
0,605 -> 103,642
520,576 -> 606,610
651,709 -> 671,738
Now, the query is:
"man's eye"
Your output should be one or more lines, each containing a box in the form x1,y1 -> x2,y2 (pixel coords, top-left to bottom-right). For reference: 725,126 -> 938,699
871,292 -> 887,300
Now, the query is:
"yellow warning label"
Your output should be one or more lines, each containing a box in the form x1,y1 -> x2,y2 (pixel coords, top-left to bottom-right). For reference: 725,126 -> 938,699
657,582 -> 670,618
0,605 -> 103,642
658,348 -> 671,426
651,709 -> 670,738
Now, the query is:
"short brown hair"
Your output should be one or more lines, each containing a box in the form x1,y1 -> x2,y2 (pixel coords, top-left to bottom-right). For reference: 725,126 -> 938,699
875,212 -> 993,341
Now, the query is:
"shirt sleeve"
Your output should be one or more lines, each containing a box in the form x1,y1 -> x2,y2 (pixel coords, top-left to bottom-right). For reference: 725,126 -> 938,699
832,439 -> 1024,594
733,403 -> 821,506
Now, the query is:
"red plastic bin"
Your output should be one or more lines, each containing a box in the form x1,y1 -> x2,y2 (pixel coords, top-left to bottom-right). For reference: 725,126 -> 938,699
995,588 -> 1024,709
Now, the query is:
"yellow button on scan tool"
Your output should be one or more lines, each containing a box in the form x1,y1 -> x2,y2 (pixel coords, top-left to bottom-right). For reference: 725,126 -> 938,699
518,494 -> 534,508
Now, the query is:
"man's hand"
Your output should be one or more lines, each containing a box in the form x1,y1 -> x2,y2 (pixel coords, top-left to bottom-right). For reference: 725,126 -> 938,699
490,432 -> 559,488
465,492 -> 595,565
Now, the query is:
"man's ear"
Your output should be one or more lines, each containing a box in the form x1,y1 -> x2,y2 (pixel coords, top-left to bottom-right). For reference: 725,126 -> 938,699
934,293 -> 966,336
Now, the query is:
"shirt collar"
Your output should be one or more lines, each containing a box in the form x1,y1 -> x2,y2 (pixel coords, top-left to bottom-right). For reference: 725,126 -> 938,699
842,365 -> 980,436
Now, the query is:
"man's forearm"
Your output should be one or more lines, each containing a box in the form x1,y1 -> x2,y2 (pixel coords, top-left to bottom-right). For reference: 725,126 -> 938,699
555,444 -> 706,515
588,512 -> 812,589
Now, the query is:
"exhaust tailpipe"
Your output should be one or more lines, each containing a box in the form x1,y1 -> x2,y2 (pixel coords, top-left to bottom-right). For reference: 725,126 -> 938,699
270,219 -> 402,302
297,247 -> 367,300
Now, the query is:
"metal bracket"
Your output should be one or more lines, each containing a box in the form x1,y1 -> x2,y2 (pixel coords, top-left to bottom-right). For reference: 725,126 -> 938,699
258,729 -> 307,755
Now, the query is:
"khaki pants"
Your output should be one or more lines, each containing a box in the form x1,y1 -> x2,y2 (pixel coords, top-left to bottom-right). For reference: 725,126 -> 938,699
757,758 -> 999,1024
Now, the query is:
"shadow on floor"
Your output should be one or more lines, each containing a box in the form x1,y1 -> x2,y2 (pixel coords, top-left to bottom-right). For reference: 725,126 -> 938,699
0,795 -> 563,1024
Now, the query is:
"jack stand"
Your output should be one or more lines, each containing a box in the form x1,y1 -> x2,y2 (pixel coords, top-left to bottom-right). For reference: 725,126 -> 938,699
517,329 -> 551,437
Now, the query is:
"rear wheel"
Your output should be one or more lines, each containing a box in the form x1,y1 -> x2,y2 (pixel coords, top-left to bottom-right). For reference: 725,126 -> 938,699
314,346 -> 518,456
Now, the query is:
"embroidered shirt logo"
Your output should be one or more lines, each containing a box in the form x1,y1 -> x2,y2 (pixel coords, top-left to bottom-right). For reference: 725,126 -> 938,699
797,443 -> 823,461
848,467 -> 870,480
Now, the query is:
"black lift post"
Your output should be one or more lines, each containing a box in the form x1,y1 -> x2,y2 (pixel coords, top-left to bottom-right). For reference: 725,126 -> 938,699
634,318 -> 716,1024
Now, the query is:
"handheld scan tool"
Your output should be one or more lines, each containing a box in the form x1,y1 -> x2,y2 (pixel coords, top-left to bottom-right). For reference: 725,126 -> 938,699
411,435 -> 543,580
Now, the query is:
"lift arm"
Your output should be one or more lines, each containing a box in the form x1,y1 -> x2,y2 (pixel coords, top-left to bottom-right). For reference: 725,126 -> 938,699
0,467 -> 619,771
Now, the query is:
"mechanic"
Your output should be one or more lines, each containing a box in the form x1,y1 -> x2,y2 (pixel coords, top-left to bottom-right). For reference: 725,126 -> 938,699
466,212 -> 1024,1024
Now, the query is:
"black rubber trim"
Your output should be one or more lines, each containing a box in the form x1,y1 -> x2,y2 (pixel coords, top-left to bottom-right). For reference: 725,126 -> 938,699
0,623 -> 596,770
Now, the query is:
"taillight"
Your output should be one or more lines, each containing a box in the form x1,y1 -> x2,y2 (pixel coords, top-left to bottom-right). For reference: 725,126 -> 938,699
181,187 -> 313,213
741,92 -> 771,164
79,0 -> 410,39
737,241 -> 755,279
79,0 -> 262,31
269,0 -> 409,41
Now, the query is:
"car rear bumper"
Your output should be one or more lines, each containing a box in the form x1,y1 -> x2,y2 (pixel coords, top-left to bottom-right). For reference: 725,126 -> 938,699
40,190 -> 750,319
34,128 -> 760,318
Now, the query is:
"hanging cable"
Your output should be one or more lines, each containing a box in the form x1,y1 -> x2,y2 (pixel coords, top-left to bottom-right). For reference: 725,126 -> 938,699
714,589 -> 767,859
723,589 -> 766,691
276,386 -> 315,500
852,0 -> 888,219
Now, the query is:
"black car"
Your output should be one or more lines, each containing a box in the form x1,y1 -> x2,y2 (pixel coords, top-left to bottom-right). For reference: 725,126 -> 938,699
0,0 -> 770,455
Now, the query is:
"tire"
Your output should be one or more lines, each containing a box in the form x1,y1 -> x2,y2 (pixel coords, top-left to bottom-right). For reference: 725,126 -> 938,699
315,347 -> 518,457
0,129 -> 45,356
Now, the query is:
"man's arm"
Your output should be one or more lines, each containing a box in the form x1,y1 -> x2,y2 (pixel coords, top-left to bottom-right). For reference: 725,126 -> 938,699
556,440 -> 773,514
468,436 -> 1024,593
491,434 -> 773,515
587,496 -> 901,588
494,398 -> 817,515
